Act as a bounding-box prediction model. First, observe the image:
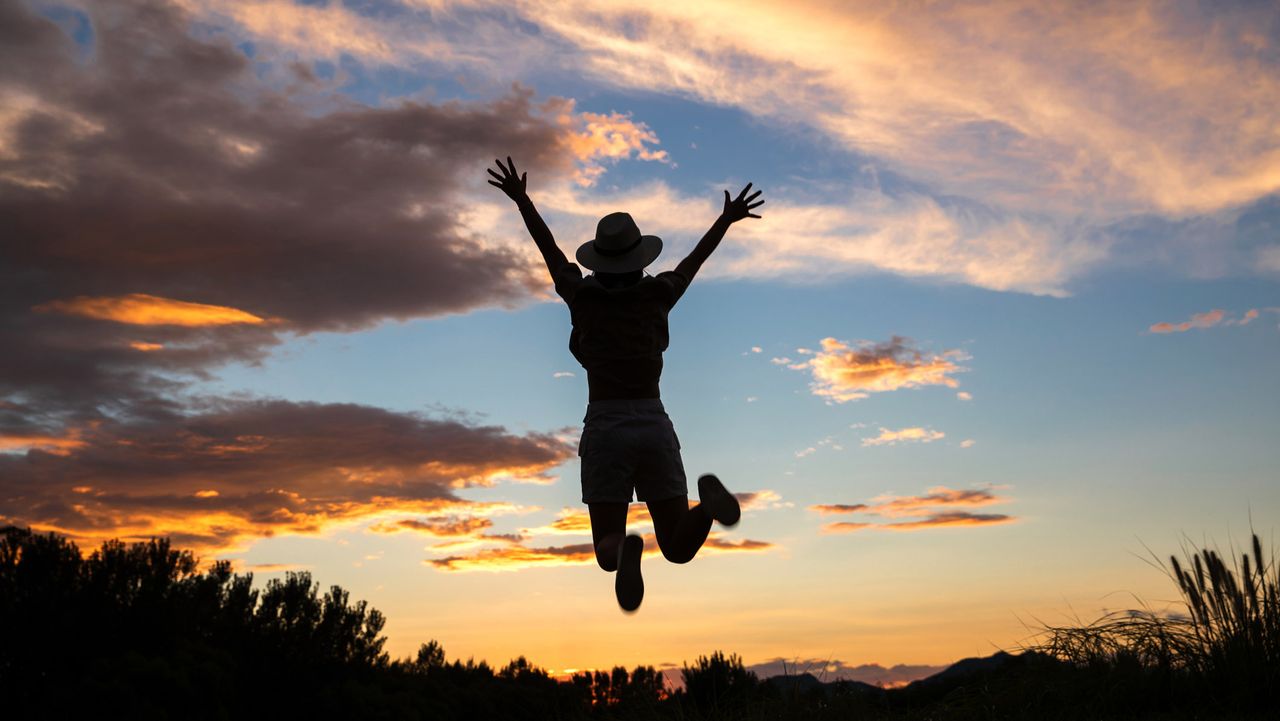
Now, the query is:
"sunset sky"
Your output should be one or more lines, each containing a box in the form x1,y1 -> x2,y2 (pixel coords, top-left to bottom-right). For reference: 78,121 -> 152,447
3,0 -> 1279,684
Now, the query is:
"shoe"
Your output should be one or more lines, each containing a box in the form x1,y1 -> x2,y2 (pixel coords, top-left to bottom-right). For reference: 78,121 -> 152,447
697,474 -> 741,527
615,534 -> 644,613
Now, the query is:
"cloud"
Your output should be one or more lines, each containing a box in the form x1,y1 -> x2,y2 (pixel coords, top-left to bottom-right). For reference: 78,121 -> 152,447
956,392 -> 973,401
735,489 -> 790,510
209,0 -> 1280,214
1148,308 -> 1266,334
369,516 -> 499,538
0,0 -> 667,556
822,522 -> 874,533
960,439 -> 975,449
877,512 -> 1014,531
523,491 -> 785,537
786,337 -> 967,403
809,504 -> 870,515
552,371 -> 576,378
0,0 -> 669,431
429,531 -> 771,572
499,0 -> 1280,218
0,399 -> 573,554
810,485 -> 1014,533
34,294 -> 269,327
1148,309 -> 1226,334
431,495 -> 783,570
1227,309 -> 1260,326
861,427 -> 945,447
533,180 -> 1103,296
172,0 -> 1280,290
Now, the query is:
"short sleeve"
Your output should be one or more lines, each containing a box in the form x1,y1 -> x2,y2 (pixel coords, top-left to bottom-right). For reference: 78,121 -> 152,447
553,262 -> 584,304
654,269 -> 691,308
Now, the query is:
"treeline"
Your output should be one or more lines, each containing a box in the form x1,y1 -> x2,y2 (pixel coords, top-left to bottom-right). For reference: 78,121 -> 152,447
1,526 -> 1275,720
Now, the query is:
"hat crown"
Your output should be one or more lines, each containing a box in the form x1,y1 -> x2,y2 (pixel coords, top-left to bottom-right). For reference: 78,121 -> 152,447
594,212 -> 641,252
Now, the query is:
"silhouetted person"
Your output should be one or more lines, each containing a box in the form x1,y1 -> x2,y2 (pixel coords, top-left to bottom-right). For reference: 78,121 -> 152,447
489,157 -> 763,611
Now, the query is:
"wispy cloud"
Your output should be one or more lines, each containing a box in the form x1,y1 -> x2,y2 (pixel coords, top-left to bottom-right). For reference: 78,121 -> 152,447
1148,308 -> 1261,333
810,485 -> 1013,533
784,337 -> 967,403
861,427 -> 945,448
174,0 -> 1280,291
809,504 -> 870,515
875,512 -> 1014,531
430,531 -> 772,572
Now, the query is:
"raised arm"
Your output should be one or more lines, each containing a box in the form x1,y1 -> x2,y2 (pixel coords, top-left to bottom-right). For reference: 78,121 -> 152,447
487,157 -> 569,277
674,183 -> 764,283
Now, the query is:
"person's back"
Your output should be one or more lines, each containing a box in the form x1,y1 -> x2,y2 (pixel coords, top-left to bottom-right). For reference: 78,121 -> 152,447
556,268 -> 688,401
488,157 -> 763,612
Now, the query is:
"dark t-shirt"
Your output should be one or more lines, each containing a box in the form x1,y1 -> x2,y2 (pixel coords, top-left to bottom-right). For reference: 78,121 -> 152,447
553,263 -> 690,401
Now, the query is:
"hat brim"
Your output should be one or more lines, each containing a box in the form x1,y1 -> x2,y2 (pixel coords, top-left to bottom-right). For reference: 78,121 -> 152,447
575,235 -> 663,273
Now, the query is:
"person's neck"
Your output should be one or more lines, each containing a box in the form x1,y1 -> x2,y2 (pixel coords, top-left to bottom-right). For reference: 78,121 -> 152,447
595,270 -> 643,289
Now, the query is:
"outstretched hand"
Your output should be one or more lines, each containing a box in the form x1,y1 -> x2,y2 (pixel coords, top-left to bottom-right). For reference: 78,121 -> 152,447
722,183 -> 764,223
487,157 -> 527,203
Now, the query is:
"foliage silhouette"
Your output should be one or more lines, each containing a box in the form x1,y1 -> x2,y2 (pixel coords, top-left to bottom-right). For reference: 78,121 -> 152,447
3,525 -> 1277,720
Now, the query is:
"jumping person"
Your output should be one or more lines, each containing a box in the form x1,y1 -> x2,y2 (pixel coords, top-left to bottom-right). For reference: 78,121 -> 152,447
488,157 -> 764,612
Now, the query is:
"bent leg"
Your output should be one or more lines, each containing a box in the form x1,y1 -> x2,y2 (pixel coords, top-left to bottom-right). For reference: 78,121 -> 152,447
647,495 -> 712,564
588,502 -> 629,572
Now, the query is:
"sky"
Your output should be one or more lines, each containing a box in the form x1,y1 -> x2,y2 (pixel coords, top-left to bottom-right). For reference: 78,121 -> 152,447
2,0 -> 1279,685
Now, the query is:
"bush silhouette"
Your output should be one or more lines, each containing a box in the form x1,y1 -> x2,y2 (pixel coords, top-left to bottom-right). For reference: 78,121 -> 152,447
5,524 -> 1278,719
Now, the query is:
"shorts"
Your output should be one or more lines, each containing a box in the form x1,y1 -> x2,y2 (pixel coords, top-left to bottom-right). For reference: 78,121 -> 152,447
578,399 -> 688,504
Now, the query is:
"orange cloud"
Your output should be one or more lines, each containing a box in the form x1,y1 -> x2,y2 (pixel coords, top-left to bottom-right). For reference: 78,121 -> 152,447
878,512 -> 1014,530
811,485 -> 1014,533
369,516 -> 498,537
0,400 -> 574,556
552,101 -> 670,186
734,489 -> 789,510
429,531 -> 773,572
788,337 -> 967,403
861,427 -> 945,447
809,504 -> 870,515
430,542 -> 598,571
0,430 -> 88,456
35,293 -> 265,327
869,486 -> 1005,517
128,341 -> 165,352
1148,309 -> 1225,333
821,521 -> 874,534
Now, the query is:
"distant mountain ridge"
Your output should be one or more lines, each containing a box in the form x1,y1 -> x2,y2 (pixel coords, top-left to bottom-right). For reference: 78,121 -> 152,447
747,658 -> 947,687
763,650 -> 1044,695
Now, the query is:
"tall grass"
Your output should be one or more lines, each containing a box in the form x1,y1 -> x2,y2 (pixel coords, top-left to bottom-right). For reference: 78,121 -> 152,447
1033,532 -> 1280,709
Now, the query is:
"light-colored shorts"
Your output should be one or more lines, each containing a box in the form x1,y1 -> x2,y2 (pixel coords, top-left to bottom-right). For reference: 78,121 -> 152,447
578,399 -> 688,504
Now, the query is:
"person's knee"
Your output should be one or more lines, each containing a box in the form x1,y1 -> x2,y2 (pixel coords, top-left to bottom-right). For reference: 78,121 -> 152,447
658,543 -> 695,565
595,546 -> 618,572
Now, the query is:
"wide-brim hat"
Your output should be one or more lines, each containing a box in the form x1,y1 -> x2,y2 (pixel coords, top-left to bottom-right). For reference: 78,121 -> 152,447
576,211 -> 662,273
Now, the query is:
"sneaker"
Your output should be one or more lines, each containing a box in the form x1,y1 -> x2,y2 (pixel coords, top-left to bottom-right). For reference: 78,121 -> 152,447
615,534 -> 644,612
697,474 -> 741,527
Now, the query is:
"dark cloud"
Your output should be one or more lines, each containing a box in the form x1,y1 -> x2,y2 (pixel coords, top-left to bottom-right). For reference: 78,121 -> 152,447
0,0 -> 597,555
0,0 -> 578,425
0,399 -> 574,553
